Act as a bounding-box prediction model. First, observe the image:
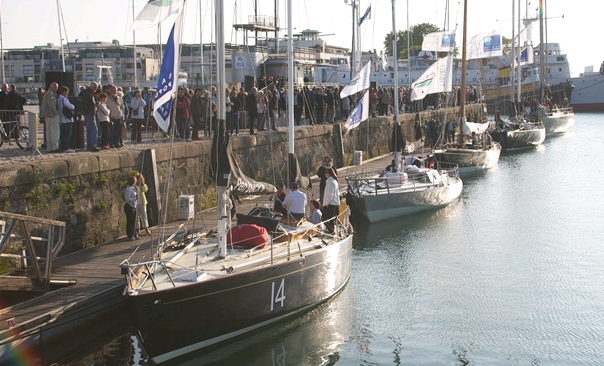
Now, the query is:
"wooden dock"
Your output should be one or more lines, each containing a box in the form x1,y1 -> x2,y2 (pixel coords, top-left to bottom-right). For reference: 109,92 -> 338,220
0,152 -> 399,363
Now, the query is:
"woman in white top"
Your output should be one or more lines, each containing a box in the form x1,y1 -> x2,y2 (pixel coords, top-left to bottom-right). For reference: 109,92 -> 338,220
321,167 -> 340,234
96,93 -> 111,150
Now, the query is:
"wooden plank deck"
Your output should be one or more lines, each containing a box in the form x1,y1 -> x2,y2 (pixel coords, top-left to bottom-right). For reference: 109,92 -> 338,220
0,152 -> 398,357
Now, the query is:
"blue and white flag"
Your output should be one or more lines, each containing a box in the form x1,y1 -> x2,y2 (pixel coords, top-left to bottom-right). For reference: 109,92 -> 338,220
467,29 -> 503,59
358,4 -> 371,26
422,31 -> 456,52
345,91 -> 369,132
340,60 -> 372,99
154,13 -> 182,132
514,45 -> 534,67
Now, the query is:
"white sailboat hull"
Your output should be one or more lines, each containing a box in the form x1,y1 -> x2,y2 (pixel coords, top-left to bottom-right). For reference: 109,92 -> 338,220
543,109 -> 575,134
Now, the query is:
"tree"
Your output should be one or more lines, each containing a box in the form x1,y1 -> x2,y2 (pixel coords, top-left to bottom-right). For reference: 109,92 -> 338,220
502,36 -> 513,55
383,23 -> 440,59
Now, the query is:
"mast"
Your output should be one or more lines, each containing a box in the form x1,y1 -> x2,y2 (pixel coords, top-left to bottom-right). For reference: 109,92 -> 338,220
538,0 -> 544,103
350,0 -> 356,80
516,0 -> 521,104
392,0 -> 401,166
511,0 -> 516,106
458,0 -> 468,142
216,0 -> 228,257
287,0 -> 294,156
406,0 -> 410,88
132,0 -> 137,88
0,0 -> 4,84
57,0 -> 66,72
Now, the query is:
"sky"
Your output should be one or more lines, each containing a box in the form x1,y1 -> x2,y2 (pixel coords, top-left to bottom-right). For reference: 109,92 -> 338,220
1,0 -> 597,77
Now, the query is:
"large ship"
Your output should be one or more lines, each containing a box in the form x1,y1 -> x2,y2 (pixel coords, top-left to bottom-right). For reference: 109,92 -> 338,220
570,62 -> 604,112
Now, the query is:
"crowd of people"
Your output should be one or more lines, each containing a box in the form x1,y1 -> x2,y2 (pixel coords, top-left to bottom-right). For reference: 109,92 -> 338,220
29,73 -> 487,156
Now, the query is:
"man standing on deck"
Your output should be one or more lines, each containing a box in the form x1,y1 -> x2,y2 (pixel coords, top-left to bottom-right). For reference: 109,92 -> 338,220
40,82 -> 60,152
282,182 -> 307,221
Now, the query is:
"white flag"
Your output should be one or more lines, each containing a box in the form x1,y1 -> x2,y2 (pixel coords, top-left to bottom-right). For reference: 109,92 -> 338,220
130,0 -> 184,31
340,60 -> 372,99
422,31 -> 456,52
467,29 -> 503,59
410,56 -> 453,101
345,91 -> 369,132
153,13 -> 183,132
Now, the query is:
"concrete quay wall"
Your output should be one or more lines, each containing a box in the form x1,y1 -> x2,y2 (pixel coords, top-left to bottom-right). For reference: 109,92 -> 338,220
0,104 -> 485,254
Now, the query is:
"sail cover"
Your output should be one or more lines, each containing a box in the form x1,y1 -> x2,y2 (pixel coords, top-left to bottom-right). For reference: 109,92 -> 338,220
288,153 -> 312,189
210,120 -> 276,195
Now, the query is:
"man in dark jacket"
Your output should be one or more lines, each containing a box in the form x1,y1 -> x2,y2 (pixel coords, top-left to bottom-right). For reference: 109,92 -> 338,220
79,82 -> 99,151
246,87 -> 258,134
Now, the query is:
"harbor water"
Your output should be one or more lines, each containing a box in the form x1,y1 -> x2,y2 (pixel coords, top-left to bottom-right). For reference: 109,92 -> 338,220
57,113 -> 604,366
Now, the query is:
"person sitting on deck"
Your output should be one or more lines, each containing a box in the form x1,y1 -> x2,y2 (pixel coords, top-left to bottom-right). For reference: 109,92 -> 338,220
385,159 -> 398,173
308,199 -> 323,227
282,182 -> 307,222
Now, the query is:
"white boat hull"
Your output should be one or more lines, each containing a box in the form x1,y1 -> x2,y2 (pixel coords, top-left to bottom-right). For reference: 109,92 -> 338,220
543,110 -> 575,134
355,179 -> 463,223
434,144 -> 501,177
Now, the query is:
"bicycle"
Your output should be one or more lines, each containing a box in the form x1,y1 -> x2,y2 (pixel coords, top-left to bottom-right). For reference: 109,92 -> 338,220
0,119 -> 30,149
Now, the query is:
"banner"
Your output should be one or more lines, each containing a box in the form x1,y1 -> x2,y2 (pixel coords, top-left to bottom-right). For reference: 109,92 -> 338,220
410,56 -> 453,101
130,0 -> 184,31
345,91 -> 369,132
153,13 -> 183,132
422,31 -> 456,52
467,29 -> 503,59
340,60 -> 371,99
358,4 -> 371,26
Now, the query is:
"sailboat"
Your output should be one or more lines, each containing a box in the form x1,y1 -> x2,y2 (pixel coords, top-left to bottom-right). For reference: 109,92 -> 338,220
345,2 -> 462,224
536,2 -> 575,135
120,0 -> 353,363
434,0 -> 501,176
489,0 -> 545,151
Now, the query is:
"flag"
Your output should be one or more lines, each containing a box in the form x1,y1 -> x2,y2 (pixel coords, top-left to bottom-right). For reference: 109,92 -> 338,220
410,56 -> 453,101
340,60 -> 371,99
358,4 -> 371,26
514,45 -> 534,67
422,31 -> 456,52
153,13 -> 182,132
467,29 -> 503,59
513,20 -> 535,47
130,0 -> 184,31
345,91 -> 369,132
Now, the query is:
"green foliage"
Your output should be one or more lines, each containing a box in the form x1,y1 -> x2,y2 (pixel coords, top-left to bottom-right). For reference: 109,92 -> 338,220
202,186 -> 217,210
21,169 -> 53,211
91,173 -> 109,187
94,201 -> 107,211
384,23 -> 440,59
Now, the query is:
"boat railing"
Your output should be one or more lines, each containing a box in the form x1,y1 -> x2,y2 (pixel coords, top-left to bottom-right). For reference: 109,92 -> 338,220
345,164 -> 459,197
548,106 -> 574,115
